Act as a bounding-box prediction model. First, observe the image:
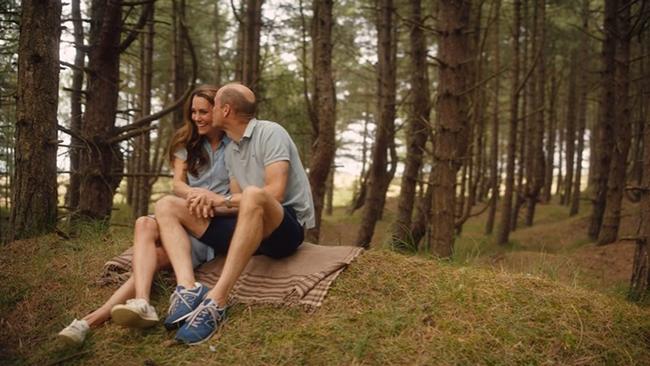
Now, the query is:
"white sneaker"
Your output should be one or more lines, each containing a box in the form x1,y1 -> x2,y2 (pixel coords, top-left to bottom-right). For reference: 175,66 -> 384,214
111,298 -> 159,328
58,318 -> 89,346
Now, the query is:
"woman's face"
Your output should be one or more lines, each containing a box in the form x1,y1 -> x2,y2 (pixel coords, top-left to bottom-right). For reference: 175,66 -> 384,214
191,96 -> 215,135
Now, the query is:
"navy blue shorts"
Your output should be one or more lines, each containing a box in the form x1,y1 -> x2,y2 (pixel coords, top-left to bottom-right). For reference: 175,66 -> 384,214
198,206 -> 304,259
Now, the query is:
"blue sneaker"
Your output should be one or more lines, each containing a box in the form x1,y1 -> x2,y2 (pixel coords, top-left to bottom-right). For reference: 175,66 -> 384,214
175,298 -> 227,345
163,282 -> 209,330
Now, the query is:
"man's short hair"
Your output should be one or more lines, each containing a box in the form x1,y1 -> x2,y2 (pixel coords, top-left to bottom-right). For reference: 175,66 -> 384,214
219,87 -> 257,119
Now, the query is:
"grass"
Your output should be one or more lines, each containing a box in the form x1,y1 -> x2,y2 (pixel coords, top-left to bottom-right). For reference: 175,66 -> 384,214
1,219 -> 650,365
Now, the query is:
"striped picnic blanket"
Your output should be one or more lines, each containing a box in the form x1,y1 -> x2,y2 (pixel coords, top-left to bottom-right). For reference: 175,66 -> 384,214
99,243 -> 363,310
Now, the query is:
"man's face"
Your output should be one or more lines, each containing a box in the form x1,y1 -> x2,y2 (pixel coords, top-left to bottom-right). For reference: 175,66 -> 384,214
212,92 -> 225,128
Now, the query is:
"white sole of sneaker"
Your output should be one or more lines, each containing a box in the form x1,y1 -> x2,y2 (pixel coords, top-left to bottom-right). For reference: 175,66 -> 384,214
111,306 -> 158,328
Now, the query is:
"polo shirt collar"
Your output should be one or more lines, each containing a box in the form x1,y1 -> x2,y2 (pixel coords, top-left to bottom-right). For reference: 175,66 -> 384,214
242,118 -> 259,140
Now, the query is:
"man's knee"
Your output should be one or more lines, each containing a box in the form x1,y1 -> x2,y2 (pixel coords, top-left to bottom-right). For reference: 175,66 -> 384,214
240,186 -> 266,212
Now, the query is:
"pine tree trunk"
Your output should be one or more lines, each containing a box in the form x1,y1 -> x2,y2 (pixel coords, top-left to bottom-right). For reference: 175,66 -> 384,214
10,0 -> 62,240
133,7 -> 154,218
628,37 -> 650,303
242,0 -> 264,92
392,0 -> 431,247
525,0 -> 545,226
563,52 -> 578,206
544,65 -> 559,203
428,0 -> 471,257
485,0 -> 501,235
356,0 -> 398,248
172,0 -> 186,129
496,0 -> 520,246
214,3 -> 222,86
570,0 -> 590,216
67,0 -> 84,211
598,0 -> 631,245
588,0 -> 618,240
411,162 -> 435,249
307,0 -> 336,243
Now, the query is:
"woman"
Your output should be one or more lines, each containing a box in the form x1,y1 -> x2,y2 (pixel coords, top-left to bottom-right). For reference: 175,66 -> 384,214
58,85 -> 230,345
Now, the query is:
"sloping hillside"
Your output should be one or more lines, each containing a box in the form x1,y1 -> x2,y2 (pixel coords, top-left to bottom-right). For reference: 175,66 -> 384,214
0,228 -> 648,365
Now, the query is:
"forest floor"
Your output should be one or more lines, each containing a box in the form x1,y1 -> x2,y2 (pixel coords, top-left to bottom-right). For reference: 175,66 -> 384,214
0,196 -> 647,365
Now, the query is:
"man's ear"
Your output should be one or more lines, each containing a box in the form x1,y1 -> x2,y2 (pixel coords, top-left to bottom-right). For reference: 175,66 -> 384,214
223,104 -> 231,117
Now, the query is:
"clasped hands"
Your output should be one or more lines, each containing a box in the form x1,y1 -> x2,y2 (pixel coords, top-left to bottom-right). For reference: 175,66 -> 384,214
186,187 -> 224,219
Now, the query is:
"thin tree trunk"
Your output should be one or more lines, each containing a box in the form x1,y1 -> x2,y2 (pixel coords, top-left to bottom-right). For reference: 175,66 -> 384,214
563,51 -> 578,206
598,0 -> 632,245
570,0 -> 590,216
544,63 -> 559,202
10,0 -> 62,240
428,0 -> 471,257
525,0 -> 545,226
214,2 -> 222,86
588,0 -> 618,240
411,162 -> 434,249
392,0 -> 431,248
241,0 -> 264,93
356,0 -> 398,248
172,0 -> 186,129
496,0 -> 520,246
485,0 -> 501,235
67,0 -> 84,211
134,6 -> 154,218
307,0 -> 336,243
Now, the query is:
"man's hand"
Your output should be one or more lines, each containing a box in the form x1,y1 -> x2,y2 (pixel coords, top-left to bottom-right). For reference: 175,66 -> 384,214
187,188 -> 216,219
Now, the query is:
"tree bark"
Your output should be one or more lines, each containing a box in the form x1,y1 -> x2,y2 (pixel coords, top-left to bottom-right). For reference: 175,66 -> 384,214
524,0 -> 545,226
214,2 -> 222,86
598,0 -> 632,245
10,0 -> 62,240
570,0 -> 590,216
496,0 -> 520,246
240,0 -> 264,93
307,0 -> 336,243
133,6 -> 155,218
392,0 -> 431,248
428,0 -> 471,257
171,0 -> 186,130
485,0 -> 501,235
66,0 -> 85,211
563,52 -> 578,206
588,0 -> 618,240
356,0 -> 398,248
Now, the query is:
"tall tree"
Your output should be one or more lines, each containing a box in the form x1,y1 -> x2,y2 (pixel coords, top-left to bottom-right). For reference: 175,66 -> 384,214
598,0 -> 632,245
10,0 -> 62,240
75,0 -> 153,221
524,0 -> 545,226
428,0 -> 471,257
485,0 -> 501,235
392,0 -> 431,248
307,0 -> 336,243
237,0 -> 264,93
66,0 -> 85,211
588,0 -> 618,240
132,6 -> 155,218
356,0 -> 398,248
496,0 -> 521,246
172,0 -> 187,129
563,51 -> 578,205
570,0 -> 590,216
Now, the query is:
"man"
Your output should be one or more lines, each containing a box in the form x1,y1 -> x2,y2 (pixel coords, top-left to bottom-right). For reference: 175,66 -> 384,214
153,83 -> 315,344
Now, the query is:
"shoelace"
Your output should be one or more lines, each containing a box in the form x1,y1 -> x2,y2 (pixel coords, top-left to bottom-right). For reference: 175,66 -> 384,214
168,288 -> 197,314
186,302 -> 224,329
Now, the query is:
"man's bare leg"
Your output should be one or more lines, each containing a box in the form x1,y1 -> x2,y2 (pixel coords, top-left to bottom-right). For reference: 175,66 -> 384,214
154,196 -> 210,289
206,186 -> 284,306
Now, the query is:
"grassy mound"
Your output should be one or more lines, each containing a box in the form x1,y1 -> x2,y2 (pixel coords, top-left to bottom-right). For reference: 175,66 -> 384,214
1,228 -> 649,365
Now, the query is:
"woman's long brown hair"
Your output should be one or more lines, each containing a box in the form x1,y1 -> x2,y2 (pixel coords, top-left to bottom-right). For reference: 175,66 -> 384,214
168,85 -> 219,177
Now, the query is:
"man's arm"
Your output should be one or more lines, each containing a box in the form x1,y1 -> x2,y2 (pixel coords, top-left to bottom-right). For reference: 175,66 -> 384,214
206,160 -> 289,211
